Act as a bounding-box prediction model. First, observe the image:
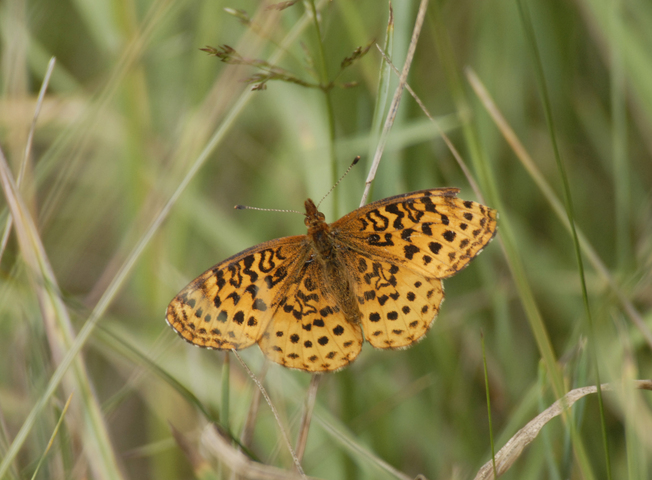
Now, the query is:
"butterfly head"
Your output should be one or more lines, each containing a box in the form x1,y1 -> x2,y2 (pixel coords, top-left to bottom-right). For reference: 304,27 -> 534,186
304,199 -> 326,228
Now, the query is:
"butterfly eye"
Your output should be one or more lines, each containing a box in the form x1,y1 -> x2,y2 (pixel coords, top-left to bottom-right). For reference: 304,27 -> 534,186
304,210 -> 326,227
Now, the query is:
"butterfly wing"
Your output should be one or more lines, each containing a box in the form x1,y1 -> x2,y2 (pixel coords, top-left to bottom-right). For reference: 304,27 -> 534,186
258,257 -> 364,372
331,188 -> 496,349
336,251 -> 444,349
331,188 -> 498,279
166,236 -> 309,350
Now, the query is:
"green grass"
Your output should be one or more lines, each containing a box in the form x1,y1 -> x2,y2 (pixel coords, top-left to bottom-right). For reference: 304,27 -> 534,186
1,0 -> 652,479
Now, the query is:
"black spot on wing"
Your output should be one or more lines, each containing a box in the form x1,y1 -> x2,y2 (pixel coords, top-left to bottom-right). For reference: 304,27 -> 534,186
401,228 -> 416,241
404,245 -> 419,260
384,203 -> 405,229
429,242 -> 442,254
368,233 -> 394,247
443,230 -> 456,242
252,298 -> 267,311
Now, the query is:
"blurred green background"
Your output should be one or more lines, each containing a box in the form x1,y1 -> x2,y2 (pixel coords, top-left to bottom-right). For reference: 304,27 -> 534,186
1,0 -> 651,479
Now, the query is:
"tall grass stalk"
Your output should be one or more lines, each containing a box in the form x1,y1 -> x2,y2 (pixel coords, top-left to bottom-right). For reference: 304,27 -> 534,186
1,1 -> 651,479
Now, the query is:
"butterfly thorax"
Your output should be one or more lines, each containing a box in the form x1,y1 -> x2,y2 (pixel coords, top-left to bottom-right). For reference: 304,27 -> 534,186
304,198 -> 362,324
304,199 -> 334,260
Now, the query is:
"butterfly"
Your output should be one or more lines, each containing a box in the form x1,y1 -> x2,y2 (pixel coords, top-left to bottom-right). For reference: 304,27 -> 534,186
166,188 -> 497,372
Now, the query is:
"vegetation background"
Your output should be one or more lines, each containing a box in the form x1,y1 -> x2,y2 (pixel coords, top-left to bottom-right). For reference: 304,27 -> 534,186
1,0 -> 651,479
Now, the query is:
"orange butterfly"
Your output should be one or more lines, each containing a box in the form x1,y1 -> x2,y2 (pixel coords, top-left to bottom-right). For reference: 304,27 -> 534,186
166,188 -> 497,372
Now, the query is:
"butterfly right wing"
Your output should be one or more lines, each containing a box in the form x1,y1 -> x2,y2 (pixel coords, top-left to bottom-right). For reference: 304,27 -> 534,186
329,189 -> 495,350
166,236 -> 308,350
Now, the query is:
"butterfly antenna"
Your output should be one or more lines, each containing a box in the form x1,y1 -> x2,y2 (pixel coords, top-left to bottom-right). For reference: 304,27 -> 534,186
234,205 -> 303,214
316,155 -> 361,208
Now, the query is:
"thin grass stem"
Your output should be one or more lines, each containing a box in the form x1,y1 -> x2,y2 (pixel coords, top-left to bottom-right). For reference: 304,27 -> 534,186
0,57 -> 55,263
481,332 -> 498,480
30,393 -> 73,480
294,374 -> 321,462
222,352 -> 231,435
305,0 -> 338,215
364,3 -> 394,203
515,1 -> 611,476
465,68 -> 652,350
232,351 -> 306,478
374,45 -> 484,203
361,0 -> 429,207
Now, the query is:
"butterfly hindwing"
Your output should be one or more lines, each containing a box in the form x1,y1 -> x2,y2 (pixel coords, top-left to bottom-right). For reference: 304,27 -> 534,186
166,236 -> 308,350
338,251 -> 444,349
258,259 -> 363,372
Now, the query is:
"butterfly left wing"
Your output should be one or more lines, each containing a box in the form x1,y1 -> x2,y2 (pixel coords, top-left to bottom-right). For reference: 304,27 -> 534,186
166,236 -> 308,350
331,188 -> 497,280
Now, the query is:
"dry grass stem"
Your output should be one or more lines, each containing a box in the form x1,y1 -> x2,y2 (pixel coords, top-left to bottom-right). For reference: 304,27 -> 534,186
360,0 -> 429,206
232,351 -> 306,478
0,145 -> 122,478
169,423 -> 211,474
373,44 -> 485,203
474,380 -> 652,480
202,424 -> 320,480
0,57 -> 55,261
294,374 -> 322,462
240,360 -> 270,448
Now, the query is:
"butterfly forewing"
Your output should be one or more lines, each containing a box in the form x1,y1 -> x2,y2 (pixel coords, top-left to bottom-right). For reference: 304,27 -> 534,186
166,237 -> 308,350
258,259 -> 363,372
332,189 -> 498,279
